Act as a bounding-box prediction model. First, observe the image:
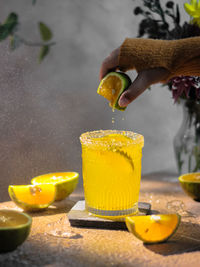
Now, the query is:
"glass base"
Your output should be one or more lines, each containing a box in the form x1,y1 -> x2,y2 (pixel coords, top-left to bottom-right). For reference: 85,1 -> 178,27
85,202 -> 138,218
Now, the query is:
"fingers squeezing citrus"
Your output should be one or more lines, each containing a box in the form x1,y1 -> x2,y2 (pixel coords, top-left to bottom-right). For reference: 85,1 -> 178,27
97,72 -> 131,111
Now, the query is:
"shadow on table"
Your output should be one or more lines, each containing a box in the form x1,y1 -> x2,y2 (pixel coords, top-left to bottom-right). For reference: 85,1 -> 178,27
0,234 -> 101,267
144,221 -> 200,256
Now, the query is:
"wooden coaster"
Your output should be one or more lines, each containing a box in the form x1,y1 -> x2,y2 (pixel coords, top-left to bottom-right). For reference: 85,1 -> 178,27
68,200 -> 151,230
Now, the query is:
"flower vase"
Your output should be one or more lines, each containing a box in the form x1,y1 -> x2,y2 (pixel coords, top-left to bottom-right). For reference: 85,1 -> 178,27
173,99 -> 200,174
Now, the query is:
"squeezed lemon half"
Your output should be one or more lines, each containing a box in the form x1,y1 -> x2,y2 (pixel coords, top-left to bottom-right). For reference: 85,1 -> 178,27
97,72 -> 131,111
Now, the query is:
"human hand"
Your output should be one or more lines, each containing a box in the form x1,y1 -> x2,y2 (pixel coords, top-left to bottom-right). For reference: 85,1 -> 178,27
99,47 -> 170,107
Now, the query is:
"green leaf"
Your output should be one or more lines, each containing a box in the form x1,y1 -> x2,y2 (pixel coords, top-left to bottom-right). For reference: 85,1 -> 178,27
0,25 -> 9,41
39,22 -> 52,42
4,13 -> 18,32
39,45 -> 49,63
0,13 -> 18,41
32,0 -> 37,5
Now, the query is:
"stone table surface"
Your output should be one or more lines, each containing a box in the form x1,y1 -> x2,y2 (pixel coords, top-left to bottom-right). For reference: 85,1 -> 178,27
1,172 -> 200,267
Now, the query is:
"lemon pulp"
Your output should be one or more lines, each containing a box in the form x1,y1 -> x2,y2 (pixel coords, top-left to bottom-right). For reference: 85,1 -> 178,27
97,72 -> 131,111
98,75 -> 122,106
31,172 -> 79,201
8,184 -> 56,211
0,210 -> 29,227
0,209 -> 32,252
126,214 -> 180,243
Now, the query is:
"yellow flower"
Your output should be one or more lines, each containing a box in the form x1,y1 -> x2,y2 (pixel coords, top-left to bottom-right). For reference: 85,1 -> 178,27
184,0 -> 200,26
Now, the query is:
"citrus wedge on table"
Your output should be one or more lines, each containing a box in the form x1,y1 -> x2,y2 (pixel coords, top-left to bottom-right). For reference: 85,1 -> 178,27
97,72 -> 131,111
0,209 -> 32,252
8,184 -> 56,211
179,172 -> 200,201
31,172 -> 79,201
125,214 -> 181,244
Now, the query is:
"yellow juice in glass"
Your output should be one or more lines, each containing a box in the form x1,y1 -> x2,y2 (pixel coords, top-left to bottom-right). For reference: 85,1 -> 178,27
80,130 -> 144,219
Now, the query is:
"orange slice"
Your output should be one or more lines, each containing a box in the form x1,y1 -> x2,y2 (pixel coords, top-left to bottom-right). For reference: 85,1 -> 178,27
31,172 -> 79,201
8,184 -> 56,211
125,214 -> 181,244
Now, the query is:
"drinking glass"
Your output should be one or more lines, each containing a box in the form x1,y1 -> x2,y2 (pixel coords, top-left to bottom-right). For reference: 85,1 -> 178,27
80,130 -> 144,219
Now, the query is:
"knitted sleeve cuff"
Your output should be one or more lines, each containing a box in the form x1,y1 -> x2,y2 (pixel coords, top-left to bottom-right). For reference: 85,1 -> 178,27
118,37 -> 200,81
118,38 -> 174,73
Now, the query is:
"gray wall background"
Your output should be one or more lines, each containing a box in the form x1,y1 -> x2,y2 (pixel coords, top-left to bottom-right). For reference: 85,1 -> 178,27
0,0 -> 188,200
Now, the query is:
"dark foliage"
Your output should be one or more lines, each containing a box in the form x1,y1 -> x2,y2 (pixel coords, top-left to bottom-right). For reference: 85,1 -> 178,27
133,0 -> 200,101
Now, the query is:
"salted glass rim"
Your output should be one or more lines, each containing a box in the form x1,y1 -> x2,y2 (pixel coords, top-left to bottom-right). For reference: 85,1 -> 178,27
80,130 -> 144,147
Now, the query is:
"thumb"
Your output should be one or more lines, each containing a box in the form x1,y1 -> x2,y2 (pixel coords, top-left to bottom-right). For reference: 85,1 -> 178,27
118,72 -> 149,107
118,68 -> 170,107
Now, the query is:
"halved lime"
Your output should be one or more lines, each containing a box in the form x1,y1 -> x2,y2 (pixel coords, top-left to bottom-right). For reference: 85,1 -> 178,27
125,214 -> 181,244
8,184 -> 56,211
97,72 -> 131,111
31,172 -> 79,201
179,172 -> 200,201
0,209 -> 32,252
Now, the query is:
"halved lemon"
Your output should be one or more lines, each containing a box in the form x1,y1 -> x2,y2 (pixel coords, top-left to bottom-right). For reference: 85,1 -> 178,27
125,214 -> 181,244
97,72 -> 131,111
179,172 -> 200,201
31,172 -> 79,201
8,184 -> 56,211
0,209 -> 32,252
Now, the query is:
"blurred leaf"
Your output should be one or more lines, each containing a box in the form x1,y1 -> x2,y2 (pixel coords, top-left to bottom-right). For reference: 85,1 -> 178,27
32,0 -> 37,5
0,13 -> 18,41
39,45 -> 49,63
9,35 -> 15,49
39,22 -> 52,41
134,6 -> 143,15
9,35 -> 21,50
175,4 -> 180,25
4,13 -> 18,32
138,19 -> 149,37
0,25 -> 9,41
144,0 -> 152,9
166,1 -> 174,9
